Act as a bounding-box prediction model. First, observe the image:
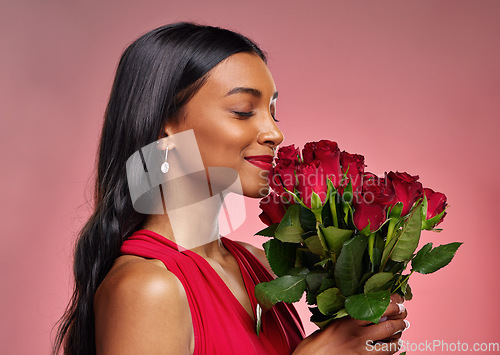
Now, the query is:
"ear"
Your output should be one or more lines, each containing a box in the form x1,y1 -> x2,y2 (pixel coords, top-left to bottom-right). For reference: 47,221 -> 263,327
162,120 -> 183,138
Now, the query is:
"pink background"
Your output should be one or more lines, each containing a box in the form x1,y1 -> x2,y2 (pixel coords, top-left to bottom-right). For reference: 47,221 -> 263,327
2,0 -> 499,353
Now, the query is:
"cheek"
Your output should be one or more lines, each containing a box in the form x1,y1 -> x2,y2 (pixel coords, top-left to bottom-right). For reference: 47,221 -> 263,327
196,124 -> 252,166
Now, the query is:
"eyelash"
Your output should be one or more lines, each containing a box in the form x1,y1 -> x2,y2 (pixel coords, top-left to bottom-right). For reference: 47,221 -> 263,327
233,111 -> 280,122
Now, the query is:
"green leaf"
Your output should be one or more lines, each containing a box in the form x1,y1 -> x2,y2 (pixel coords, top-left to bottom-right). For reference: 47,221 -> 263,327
422,206 -> 448,230
300,206 -> 317,232
356,271 -> 374,293
412,242 -> 463,274
318,276 -> 336,293
391,204 -> 422,261
314,258 -> 333,268
317,287 -> 346,315
345,291 -> 391,323
388,202 -> 403,218
275,205 -> 304,243
382,204 -> 423,264
364,272 -> 394,293
304,234 -> 325,255
255,223 -> 278,237
305,270 -> 328,292
288,267 -> 310,276
332,308 -> 348,319
411,242 -> 432,270
404,283 -> 413,301
320,225 -> 354,256
334,234 -> 368,296
262,239 -> 298,277
300,250 -> 322,269
321,201 -> 333,227
311,191 -> 323,210
255,275 -> 307,310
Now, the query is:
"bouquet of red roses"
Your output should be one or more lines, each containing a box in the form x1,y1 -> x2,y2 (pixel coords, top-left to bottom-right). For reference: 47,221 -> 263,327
254,140 -> 461,334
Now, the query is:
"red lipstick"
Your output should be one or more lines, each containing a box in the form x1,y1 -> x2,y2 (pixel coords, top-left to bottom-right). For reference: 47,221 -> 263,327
244,155 -> 274,172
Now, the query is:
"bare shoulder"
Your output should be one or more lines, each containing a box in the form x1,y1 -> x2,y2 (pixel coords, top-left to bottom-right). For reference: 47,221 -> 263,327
235,241 -> 276,278
94,255 -> 193,354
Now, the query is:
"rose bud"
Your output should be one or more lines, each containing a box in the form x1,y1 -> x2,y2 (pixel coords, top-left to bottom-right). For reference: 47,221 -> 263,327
353,199 -> 386,232
269,158 -> 297,195
422,187 -> 448,229
296,160 -> 328,209
361,172 -> 397,206
259,192 -> 287,226
302,140 -> 343,188
340,151 -> 366,192
387,171 -> 423,216
277,144 -> 300,163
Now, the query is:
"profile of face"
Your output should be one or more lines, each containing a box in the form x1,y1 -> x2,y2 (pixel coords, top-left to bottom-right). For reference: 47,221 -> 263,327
165,52 -> 284,198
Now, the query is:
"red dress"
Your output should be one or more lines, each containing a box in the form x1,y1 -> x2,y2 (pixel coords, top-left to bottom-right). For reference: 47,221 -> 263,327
120,229 -> 305,354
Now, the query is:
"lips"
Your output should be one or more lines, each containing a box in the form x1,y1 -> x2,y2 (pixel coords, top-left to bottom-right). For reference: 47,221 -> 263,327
245,155 -> 274,172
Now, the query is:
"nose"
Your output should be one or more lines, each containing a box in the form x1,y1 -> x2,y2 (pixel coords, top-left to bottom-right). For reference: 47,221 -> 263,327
257,115 -> 284,151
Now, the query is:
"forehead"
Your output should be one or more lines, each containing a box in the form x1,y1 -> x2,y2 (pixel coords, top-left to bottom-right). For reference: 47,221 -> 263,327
199,52 -> 276,97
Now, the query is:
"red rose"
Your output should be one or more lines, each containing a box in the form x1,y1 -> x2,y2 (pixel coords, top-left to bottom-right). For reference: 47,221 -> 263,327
259,192 -> 287,226
296,160 -> 328,209
387,171 -> 423,216
269,158 -> 297,195
353,200 -> 386,232
277,144 -> 300,163
360,172 -> 397,206
340,151 -> 366,192
302,140 -> 343,188
423,187 -> 447,226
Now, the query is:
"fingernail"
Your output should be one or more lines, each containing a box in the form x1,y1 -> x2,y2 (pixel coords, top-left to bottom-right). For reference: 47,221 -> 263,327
404,320 -> 410,330
392,327 -> 403,335
379,316 -> 388,322
397,303 -> 406,314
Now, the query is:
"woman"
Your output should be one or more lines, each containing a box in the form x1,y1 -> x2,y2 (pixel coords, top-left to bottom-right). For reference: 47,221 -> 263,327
53,22 -> 408,355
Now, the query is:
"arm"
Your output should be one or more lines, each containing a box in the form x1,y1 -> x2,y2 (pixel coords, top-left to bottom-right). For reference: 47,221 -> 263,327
94,259 -> 193,354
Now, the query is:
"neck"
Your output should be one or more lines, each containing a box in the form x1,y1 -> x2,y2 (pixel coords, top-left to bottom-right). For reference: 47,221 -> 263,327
142,190 -> 230,259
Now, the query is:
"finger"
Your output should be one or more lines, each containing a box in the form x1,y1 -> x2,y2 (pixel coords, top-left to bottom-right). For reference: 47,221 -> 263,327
364,319 -> 409,341
382,301 -> 405,318
386,303 -> 407,320
378,329 -> 403,343
390,293 -> 404,304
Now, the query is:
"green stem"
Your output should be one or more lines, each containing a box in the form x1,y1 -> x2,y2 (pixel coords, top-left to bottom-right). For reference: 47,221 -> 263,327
329,191 -> 339,228
313,209 -> 323,225
368,233 -> 375,269
384,218 -> 397,247
316,220 -> 330,259
392,270 -> 414,294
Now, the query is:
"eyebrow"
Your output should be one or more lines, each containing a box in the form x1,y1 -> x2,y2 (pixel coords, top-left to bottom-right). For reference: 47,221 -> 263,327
225,87 -> 278,100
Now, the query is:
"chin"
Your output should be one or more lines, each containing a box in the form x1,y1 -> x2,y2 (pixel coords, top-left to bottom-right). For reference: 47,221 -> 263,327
242,183 -> 270,199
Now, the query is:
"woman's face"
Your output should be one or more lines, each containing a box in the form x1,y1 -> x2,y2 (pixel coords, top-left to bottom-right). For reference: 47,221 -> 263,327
165,52 -> 283,198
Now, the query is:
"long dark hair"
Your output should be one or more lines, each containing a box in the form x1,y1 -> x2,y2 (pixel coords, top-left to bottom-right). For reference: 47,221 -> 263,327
52,22 -> 266,355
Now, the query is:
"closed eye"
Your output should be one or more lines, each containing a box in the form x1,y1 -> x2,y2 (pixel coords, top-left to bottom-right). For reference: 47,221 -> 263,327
233,111 -> 254,118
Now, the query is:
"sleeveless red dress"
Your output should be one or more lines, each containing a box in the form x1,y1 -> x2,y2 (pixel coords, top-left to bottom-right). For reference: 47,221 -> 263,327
120,229 -> 305,354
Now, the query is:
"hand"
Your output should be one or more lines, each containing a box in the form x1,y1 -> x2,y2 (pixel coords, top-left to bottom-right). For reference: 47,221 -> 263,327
293,294 -> 409,355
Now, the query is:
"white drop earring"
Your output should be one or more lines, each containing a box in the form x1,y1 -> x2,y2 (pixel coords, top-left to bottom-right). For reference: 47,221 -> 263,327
161,146 -> 170,173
